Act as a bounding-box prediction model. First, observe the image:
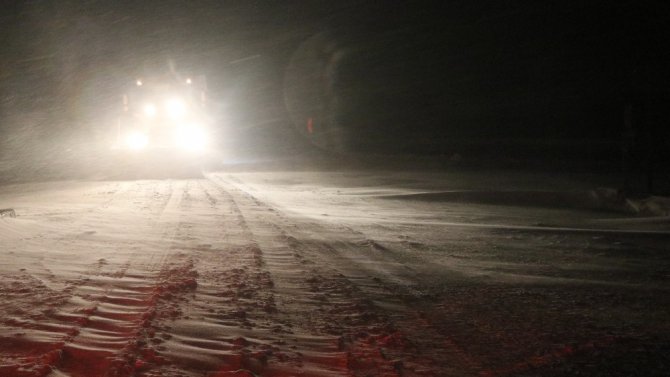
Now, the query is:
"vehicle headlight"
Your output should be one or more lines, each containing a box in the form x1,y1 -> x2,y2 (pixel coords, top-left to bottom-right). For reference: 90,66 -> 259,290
143,103 -> 157,118
165,98 -> 187,119
174,125 -> 206,151
126,131 -> 148,150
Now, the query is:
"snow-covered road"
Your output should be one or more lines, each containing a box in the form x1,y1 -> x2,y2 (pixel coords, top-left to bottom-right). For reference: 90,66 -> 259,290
1,171 -> 669,376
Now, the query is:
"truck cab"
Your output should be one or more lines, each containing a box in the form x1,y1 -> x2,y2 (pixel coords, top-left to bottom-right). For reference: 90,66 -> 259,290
115,74 -> 209,153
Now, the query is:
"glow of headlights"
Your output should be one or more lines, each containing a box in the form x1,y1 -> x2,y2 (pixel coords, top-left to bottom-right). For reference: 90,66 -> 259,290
126,131 -> 148,150
143,103 -> 157,118
165,98 -> 187,119
174,126 -> 206,151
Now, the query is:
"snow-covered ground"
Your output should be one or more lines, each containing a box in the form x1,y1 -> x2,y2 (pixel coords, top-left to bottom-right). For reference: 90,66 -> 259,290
1,170 -> 669,376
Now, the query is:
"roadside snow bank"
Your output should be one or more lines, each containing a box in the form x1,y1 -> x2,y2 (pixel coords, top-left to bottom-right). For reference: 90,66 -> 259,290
380,187 -> 670,217
585,188 -> 670,217
627,195 -> 670,217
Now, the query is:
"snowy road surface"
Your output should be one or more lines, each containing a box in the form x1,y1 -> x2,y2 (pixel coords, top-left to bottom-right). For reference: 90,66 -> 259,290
1,171 -> 669,376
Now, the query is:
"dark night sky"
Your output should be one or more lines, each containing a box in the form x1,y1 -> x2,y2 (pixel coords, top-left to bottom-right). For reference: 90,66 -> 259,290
1,0 -> 669,158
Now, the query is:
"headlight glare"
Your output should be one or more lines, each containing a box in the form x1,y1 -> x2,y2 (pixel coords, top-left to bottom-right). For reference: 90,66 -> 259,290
174,125 -> 206,151
165,98 -> 187,119
143,103 -> 157,118
126,131 -> 148,150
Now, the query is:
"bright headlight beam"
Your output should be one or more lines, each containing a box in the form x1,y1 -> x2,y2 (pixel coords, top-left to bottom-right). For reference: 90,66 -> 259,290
126,131 -> 148,150
165,98 -> 187,119
143,103 -> 157,118
174,125 -> 206,151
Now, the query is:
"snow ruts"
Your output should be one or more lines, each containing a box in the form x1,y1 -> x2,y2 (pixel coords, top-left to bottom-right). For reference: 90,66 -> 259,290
209,175 -> 404,376
0,180 -> 197,377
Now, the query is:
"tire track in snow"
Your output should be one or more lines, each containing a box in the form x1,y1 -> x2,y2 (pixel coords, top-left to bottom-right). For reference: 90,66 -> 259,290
208,174 -> 500,376
136,180 -> 292,376
207,175 -> 405,376
65,180 -> 196,376
43,180 -> 176,376
0,181 -> 146,377
0,179 -> 200,377
54,180 -> 203,376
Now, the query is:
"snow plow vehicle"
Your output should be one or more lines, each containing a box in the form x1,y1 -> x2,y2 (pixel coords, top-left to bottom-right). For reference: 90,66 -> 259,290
111,73 -> 211,177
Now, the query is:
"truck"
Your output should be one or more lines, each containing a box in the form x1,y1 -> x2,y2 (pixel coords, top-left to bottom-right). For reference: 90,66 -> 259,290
107,71 -> 212,177
114,73 -> 209,154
